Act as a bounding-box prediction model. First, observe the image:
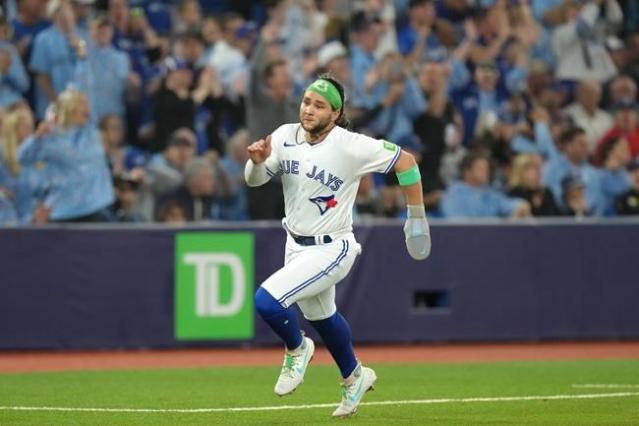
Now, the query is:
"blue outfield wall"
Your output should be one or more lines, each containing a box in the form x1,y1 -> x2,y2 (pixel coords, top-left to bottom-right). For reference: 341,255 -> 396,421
0,220 -> 638,350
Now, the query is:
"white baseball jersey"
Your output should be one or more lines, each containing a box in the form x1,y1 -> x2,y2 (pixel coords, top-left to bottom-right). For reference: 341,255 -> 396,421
262,123 -> 401,237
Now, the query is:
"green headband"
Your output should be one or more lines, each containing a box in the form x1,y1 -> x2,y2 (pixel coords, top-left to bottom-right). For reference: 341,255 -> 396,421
306,79 -> 343,110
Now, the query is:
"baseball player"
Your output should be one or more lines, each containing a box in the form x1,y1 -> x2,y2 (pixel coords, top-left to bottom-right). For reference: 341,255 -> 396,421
245,75 -> 431,417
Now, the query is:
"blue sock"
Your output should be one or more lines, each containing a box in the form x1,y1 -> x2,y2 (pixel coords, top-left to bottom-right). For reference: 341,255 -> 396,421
310,312 -> 357,378
255,287 -> 303,351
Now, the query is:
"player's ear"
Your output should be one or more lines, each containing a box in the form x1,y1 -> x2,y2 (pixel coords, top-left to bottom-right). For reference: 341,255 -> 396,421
331,108 -> 340,123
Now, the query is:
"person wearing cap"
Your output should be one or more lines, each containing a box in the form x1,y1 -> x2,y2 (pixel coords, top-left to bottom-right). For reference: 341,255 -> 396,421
29,0 -> 88,119
155,156 -> 234,221
152,55 -> 222,153
542,127 -> 600,211
441,150 -> 532,218
146,127 -> 196,199
593,135 -> 632,215
596,97 -> 639,158
561,175 -> 591,217
615,158 -> 639,215
0,16 -> 30,108
316,41 -> 350,92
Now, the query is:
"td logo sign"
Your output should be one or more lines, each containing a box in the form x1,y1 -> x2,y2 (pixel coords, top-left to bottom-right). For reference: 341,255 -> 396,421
175,232 -> 254,340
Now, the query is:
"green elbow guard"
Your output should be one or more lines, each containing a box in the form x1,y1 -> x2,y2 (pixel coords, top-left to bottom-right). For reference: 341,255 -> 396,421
396,165 -> 421,186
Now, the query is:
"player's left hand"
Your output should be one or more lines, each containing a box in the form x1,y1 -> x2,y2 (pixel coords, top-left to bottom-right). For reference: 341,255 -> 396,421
403,205 -> 431,261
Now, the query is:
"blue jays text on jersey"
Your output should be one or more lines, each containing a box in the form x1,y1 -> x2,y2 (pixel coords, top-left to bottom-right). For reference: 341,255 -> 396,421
276,159 -> 344,192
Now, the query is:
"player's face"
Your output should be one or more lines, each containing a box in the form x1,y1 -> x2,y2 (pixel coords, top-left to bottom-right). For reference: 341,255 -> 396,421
300,91 -> 339,134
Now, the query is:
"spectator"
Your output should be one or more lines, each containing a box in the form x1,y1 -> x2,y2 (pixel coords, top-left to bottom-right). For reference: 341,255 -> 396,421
354,173 -> 384,218
594,135 -> 632,215
71,0 -> 95,34
508,153 -> 561,216
18,87 -> 114,222
107,173 -> 145,222
147,127 -> 196,198
205,12 -> 251,103
109,0 -> 161,79
552,0 -> 622,83
155,156 -> 230,221
413,57 -> 462,210
451,60 -> 509,146
10,0 -> 49,62
99,113 -> 147,176
561,175 -> 592,217
89,16 -> 137,122
397,0 -> 445,66
151,56 -> 222,152
543,127 -> 600,210
615,157 -> 639,215
174,0 -> 202,34
0,105 -> 49,223
606,75 -> 637,109
244,23 -> 297,220
596,97 -> 639,158
564,80 -> 613,152
10,0 -> 50,109
441,151 -> 531,218
29,0 -> 88,119
358,51 -> 426,148
156,198 -> 187,223
219,128 -> 250,220
0,15 -> 30,108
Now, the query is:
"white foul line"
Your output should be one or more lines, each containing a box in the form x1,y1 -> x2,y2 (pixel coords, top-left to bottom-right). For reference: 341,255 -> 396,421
572,384 -> 639,389
1,392 -> 638,414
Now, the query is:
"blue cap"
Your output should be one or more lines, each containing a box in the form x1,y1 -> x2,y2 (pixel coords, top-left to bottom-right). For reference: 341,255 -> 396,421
235,21 -> 257,39
163,56 -> 190,72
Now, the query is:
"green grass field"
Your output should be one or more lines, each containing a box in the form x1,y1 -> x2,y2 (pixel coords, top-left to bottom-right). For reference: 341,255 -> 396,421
1,359 -> 638,425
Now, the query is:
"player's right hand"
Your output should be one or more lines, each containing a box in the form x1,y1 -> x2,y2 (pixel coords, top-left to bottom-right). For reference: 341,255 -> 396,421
247,134 -> 272,164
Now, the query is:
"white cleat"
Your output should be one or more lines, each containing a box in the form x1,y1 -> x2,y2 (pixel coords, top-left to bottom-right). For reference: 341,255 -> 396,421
332,363 -> 377,417
273,337 -> 315,396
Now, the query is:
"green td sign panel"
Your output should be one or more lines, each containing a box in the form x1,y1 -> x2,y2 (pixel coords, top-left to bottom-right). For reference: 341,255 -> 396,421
175,232 -> 254,340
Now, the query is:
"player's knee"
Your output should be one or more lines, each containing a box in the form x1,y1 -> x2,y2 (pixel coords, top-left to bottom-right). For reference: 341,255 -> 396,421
255,287 -> 284,319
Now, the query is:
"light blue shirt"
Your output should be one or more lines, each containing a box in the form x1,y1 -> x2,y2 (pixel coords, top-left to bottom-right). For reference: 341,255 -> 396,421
220,155 -> 249,221
512,122 -> 555,155
350,44 -> 378,110
532,0 -> 563,24
0,42 -> 29,108
29,26 -> 88,118
0,192 -> 18,226
597,168 -> 632,216
442,181 -> 524,218
367,78 -> 427,147
89,45 -> 130,121
19,125 -> 114,220
543,155 -> 601,212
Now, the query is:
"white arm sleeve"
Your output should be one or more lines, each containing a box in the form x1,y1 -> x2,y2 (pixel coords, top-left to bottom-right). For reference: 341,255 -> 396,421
243,126 -> 284,187
244,159 -> 276,187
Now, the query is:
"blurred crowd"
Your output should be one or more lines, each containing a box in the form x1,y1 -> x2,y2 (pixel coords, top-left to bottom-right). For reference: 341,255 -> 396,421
1,0 -> 639,225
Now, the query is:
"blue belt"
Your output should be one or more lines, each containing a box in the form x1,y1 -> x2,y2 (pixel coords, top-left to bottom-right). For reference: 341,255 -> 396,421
291,233 -> 333,246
